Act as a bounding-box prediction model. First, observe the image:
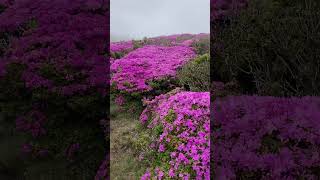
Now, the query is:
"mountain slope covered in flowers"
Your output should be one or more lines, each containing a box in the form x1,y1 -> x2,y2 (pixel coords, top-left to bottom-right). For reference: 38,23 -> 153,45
110,33 -> 210,179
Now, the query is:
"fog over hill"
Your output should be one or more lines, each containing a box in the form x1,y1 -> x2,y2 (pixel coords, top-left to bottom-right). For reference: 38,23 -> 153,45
110,34 -> 132,42
110,0 -> 210,42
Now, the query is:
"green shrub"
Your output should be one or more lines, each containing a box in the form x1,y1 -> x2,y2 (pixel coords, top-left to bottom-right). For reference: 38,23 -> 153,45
132,37 -> 148,49
191,38 -> 210,55
177,54 -> 210,92
111,92 -> 144,118
147,77 -> 180,96
110,76 -> 180,118
212,0 -> 320,96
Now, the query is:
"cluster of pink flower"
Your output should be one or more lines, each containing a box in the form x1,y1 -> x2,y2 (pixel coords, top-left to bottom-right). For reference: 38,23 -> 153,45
110,40 -> 133,53
111,45 -> 196,93
140,91 -> 210,179
213,95 -> 320,179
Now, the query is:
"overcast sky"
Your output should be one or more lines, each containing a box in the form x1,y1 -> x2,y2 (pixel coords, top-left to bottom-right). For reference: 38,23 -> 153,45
110,0 -> 210,42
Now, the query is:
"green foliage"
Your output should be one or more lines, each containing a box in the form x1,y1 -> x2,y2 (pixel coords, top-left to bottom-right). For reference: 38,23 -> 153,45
132,132 -> 152,152
164,109 -> 176,123
24,18 -> 38,31
191,104 -> 198,110
153,125 -> 163,136
109,109 -> 151,179
155,152 -> 170,165
132,37 -> 148,49
177,54 -> 210,92
111,51 -> 126,59
147,77 -> 180,97
123,81 -> 133,88
191,38 -> 210,55
110,92 -> 144,118
212,0 -> 320,96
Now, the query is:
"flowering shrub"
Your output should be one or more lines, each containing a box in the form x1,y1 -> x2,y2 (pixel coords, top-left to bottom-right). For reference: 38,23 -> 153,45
109,34 -> 209,178
213,95 -> 320,179
111,45 -> 195,93
110,40 -> 134,59
139,90 -> 210,179
110,43 -> 198,116
110,33 -> 209,71
0,0 -> 108,178
110,40 -> 133,53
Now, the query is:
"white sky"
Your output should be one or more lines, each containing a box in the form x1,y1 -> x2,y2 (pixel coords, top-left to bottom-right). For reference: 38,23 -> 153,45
110,0 -> 210,42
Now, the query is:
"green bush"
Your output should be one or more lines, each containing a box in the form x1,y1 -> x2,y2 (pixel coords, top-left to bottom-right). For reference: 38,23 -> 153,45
110,76 -> 180,118
212,0 -> 320,96
177,54 -> 210,92
133,37 -> 148,49
191,38 -> 210,55
111,92 -> 144,118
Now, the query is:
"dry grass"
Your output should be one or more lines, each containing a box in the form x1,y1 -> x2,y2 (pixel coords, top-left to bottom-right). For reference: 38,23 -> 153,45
110,104 -> 148,180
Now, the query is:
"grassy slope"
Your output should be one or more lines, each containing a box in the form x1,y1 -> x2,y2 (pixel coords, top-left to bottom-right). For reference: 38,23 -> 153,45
110,103 -> 149,180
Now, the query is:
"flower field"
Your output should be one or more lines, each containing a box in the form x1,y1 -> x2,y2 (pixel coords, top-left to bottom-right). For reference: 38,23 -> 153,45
110,33 -> 210,179
1,0 -> 319,179
111,45 -> 195,93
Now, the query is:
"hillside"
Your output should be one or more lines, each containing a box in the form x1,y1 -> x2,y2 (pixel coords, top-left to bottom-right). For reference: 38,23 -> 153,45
110,33 -> 210,179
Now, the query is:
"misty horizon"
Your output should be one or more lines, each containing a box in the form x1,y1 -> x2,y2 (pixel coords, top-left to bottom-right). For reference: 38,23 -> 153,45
111,0 -> 210,42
